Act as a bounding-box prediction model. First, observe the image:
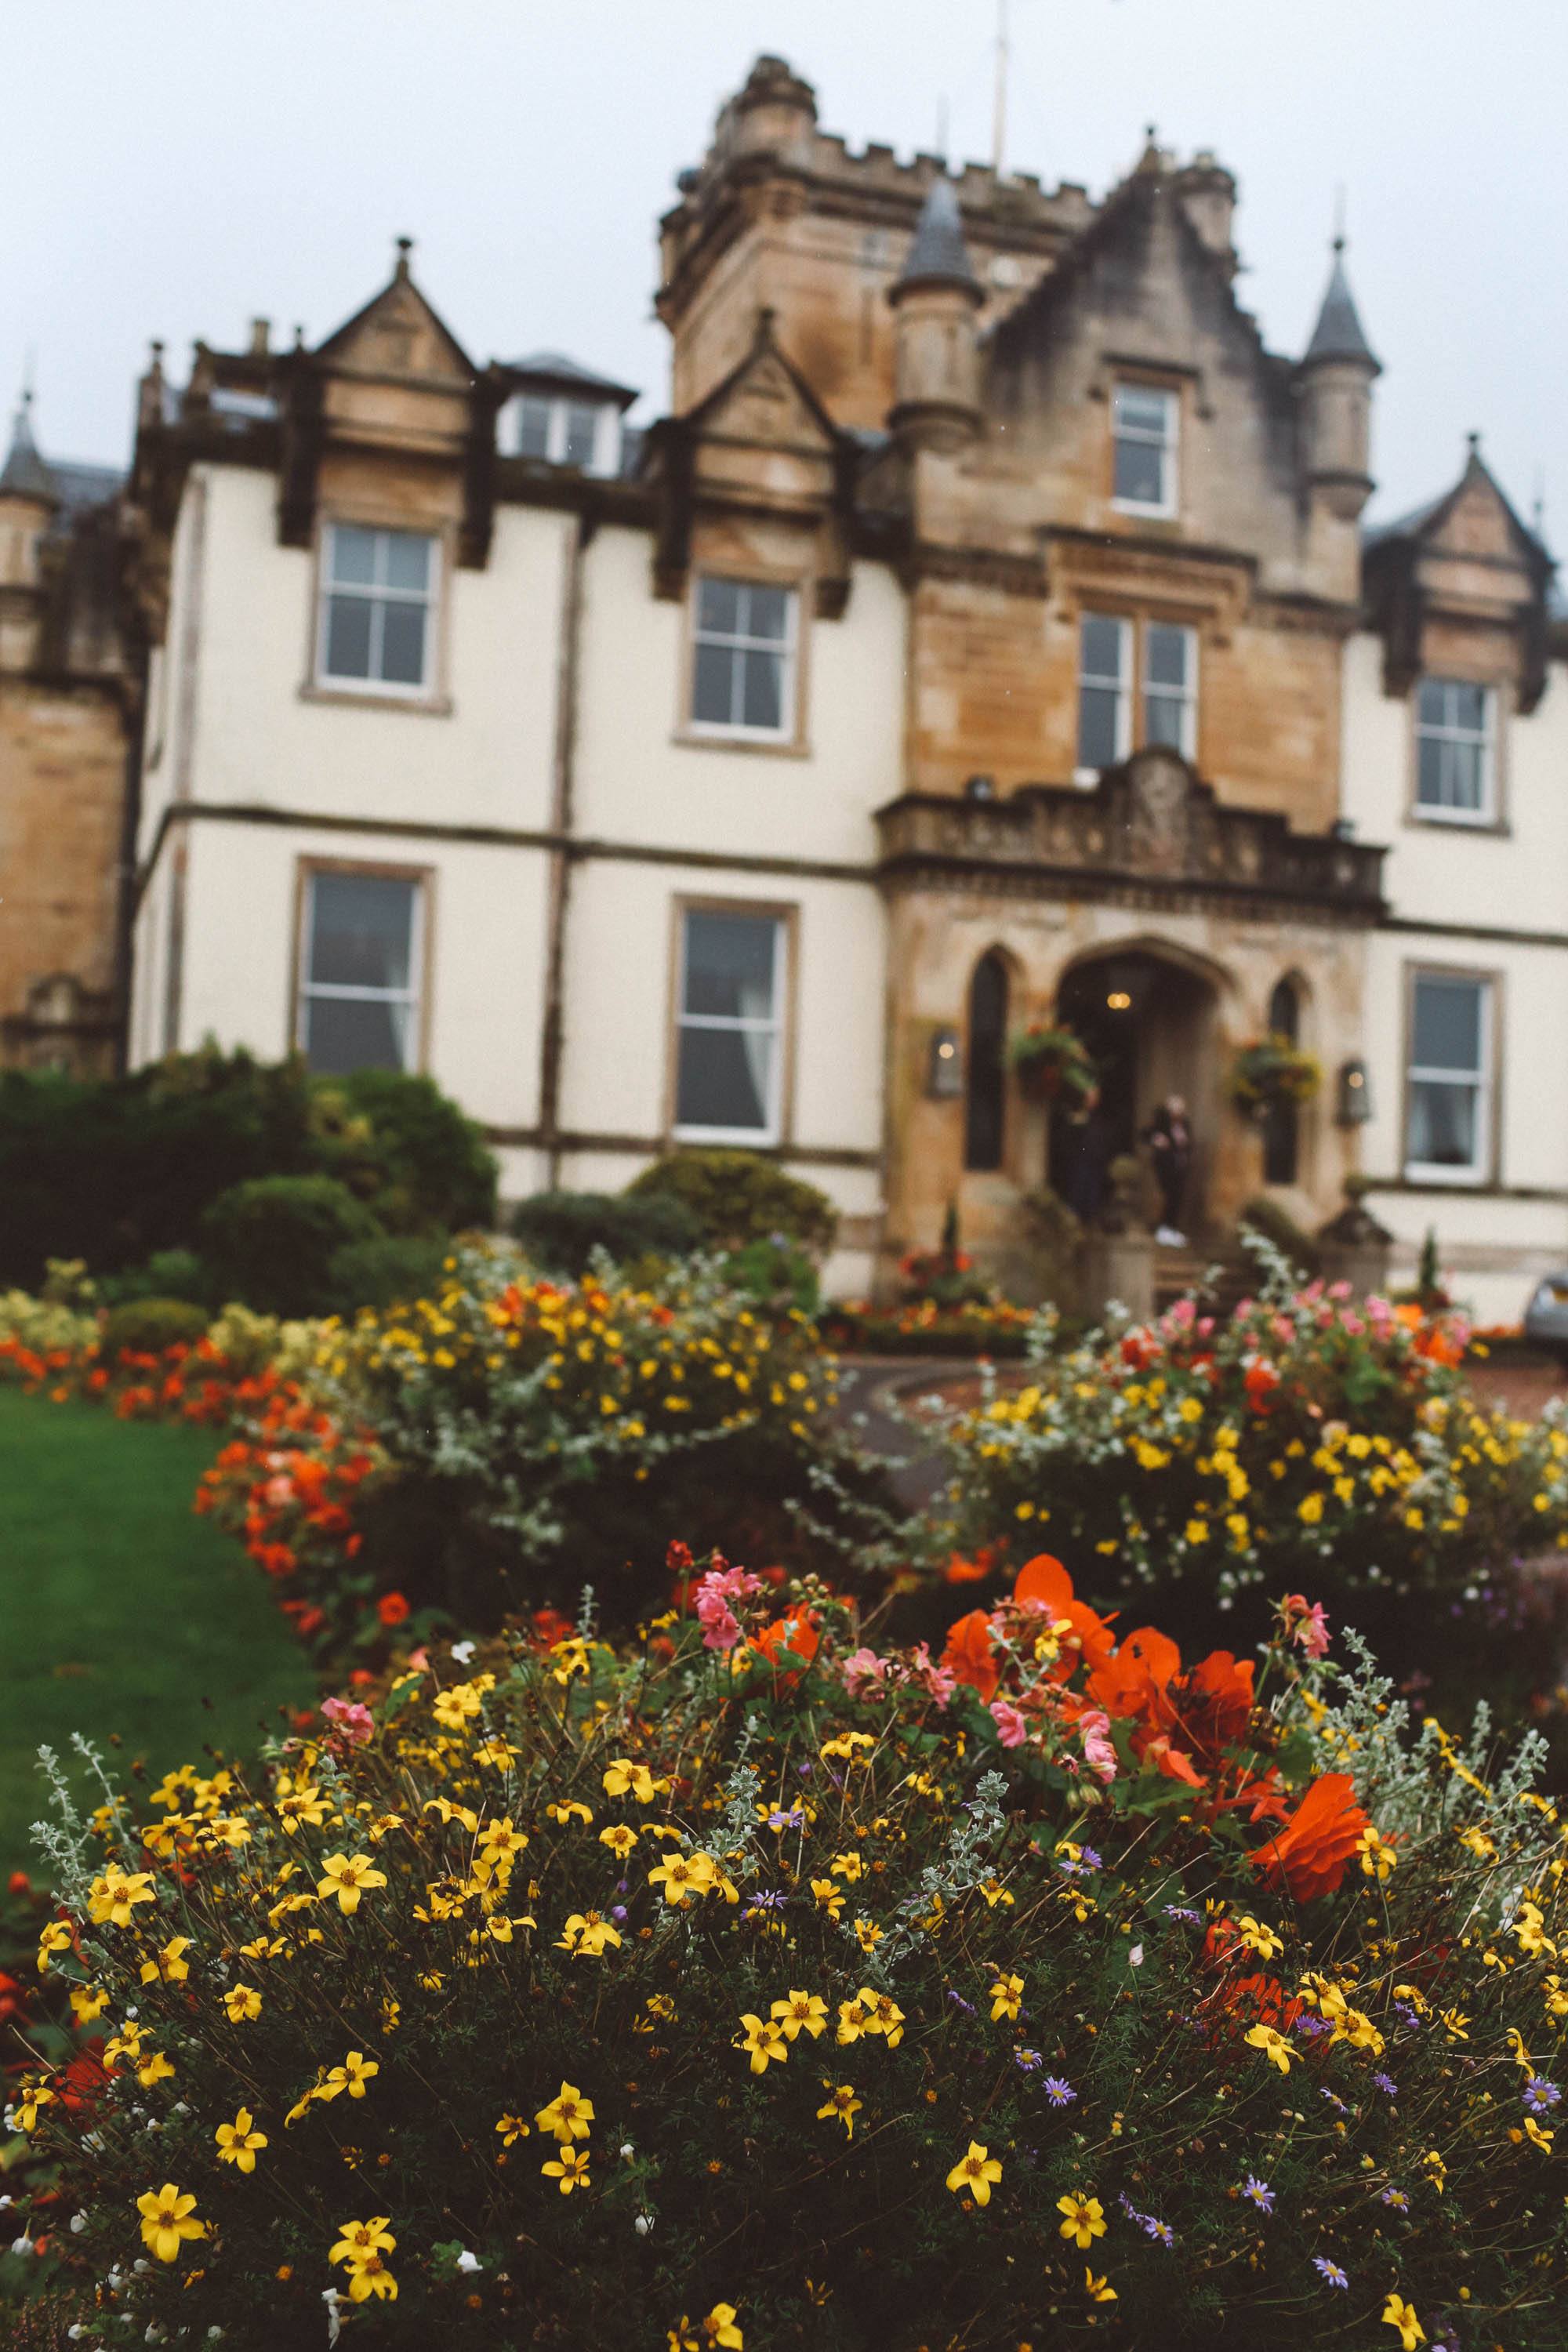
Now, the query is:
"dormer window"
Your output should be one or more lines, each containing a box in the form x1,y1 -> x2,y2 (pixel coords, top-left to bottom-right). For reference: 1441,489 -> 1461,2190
1112,383 -> 1178,516
1415,678 -> 1495,825
511,394 -> 617,473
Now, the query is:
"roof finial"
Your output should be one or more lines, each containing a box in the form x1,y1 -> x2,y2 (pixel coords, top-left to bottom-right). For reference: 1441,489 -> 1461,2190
1332,182 -> 1347,256
1466,429 -> 1482,461
394,235 -> 414,281
1531,464 -> 1546,538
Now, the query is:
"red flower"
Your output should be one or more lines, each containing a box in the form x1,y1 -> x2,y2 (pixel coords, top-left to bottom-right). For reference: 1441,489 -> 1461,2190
943,1550 -> 993,1585
1250,1773 -> 1369,1902
376,1592 -> 411,1627
1012,1554 -> 1116,1675
753,1606 -> 819,1684
941,1609 -> 1000,1701
1243,1358 -> 1281,1412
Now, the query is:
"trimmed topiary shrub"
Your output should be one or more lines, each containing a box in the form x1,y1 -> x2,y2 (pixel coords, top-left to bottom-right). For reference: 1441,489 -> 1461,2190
325,1232 -> 453,1314
626,1149 -> 839,1258
315,1067 -> 497,1236
99,1296 -> 211,1357
200,1177 -> 383,1319
510,1189 -> 702,1276
13,1569 -> 1568,2348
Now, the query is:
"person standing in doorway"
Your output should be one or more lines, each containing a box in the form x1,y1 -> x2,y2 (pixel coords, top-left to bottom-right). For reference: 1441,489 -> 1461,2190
1060,1083 -> 1112,1225
1145,1094 -> 1192,1247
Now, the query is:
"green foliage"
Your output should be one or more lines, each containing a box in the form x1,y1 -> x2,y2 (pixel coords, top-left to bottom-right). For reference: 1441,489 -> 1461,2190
1229,1035 -> 1322,1112
1239,1196 -> 1320,1281
626,1149 -> 838,1258
510,1188 -> 702,1276
0,1047 -> 495,1289
200,1176 -> 383,1319
16,1590 -> 1568,2349
325,1232 -> 453,1314
100,1247 -> 212,1309
99,1297 -> 211,1357
717,1235 -> 820,1315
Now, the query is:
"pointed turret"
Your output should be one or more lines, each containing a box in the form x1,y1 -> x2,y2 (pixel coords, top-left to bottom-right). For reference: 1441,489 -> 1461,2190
0,389 -> 56,504
0,388 -> 57,672
887,177 -> 984,455
1298,236 -> 1380,523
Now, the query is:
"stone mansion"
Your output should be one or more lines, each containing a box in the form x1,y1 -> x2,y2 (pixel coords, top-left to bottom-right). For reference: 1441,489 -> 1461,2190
3,54 -> 1566,1316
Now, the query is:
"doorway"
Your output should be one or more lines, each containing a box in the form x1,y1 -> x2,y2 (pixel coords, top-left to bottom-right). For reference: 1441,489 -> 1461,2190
1049,948 -> 1221,1232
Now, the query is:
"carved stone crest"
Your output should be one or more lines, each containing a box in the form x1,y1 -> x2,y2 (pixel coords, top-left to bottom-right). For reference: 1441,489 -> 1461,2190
1124,747 -> 1190,871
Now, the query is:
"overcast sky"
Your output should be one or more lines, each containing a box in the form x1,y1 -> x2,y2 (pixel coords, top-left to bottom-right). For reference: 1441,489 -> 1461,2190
4,0 -> 1563,533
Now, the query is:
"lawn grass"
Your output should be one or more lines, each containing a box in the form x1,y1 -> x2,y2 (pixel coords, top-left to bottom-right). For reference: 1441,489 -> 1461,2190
0,1386 -> 314,1875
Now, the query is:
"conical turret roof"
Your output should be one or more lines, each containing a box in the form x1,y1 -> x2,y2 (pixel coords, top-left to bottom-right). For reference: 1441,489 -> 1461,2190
1304,241 -> 1379,372
895,176 -> 981,298
0,392 -> 56,502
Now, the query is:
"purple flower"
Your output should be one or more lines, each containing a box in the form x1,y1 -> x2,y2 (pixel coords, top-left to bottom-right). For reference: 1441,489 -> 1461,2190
1242,2174 -> 1274,2214
1380,2187 -> 1410,2210
1524,2075 -> 1562,2116
1058,1857 -> 1083,1878
1014,2049 -> 1044,2074
608,1904 -> 628,1923
1079,1846 -> 1102,1871
765,1807 -> 804,1831
1392,2001 -> 1422,2031
1319,2088 -> 1348,2114
1117,2193 -> 1141,2220
1164,1904 -> 1200,1924
1294,2014 -> 1330,2038
743,1889 -> 786,1918
1142,2215 -> 1176,2249
1374,2072 -> 1398,2096
1312,2256 -> 1348,2289
795,1760 -> 814,1778
1043,2077 -> 1076,2107
946,1990 -> 977,2016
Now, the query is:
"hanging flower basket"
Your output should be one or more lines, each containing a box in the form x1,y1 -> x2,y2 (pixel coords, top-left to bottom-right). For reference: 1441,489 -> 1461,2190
1230,1034 -> 1322,1118
1010,1022 -> 1097,1106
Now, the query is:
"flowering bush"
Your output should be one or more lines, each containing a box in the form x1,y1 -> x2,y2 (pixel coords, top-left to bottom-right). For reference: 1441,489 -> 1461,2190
1010,1020 -> 1098,1104
940,1249 -> 1568,1661
196,1241 -> 879,1657
821,1296 -> 1038,1359
8,1556 -> 1568,2349
1229,1036 -> 1323,1115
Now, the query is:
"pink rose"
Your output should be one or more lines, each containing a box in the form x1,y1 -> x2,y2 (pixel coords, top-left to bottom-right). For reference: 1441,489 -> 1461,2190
842,1646 -> 891,1699
321,1696 -> 374,1746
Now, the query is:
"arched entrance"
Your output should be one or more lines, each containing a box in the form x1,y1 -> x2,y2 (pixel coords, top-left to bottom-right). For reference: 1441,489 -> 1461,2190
1050,946 -> 1224,1233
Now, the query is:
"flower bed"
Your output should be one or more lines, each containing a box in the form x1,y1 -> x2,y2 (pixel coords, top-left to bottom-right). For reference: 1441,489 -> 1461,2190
939,1254 -> 1568,1664
819,1296 -> 1043,1359
7,1557 -> 1567,2349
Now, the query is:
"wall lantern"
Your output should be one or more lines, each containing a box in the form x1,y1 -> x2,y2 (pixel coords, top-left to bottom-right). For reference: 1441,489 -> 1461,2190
1337,1058 -> 1372,1125
928,1027 -> 964,1098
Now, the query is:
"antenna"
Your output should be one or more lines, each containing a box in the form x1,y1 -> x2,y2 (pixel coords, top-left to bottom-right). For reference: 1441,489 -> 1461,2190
936,93 -> 949,166
993,0 -> 1009,174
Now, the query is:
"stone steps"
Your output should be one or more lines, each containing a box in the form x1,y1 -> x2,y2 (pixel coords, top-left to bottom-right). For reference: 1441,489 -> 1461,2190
1152,1240 -> 1254,1319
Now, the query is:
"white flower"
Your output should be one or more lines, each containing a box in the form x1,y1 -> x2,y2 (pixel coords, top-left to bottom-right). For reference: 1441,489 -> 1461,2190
70,2210 -> 88,2233
10,2234 -> 34,2257
620,2142 -> 635,2159
173,2100 -> 191,2116
634,2212 -> 654,2237
132,2257 -> 150,2273
456,2250 -> 481,2274
450,1640 -> 477,1664
323,2286 -> 342,2348
1128,1943 -> 1145,1967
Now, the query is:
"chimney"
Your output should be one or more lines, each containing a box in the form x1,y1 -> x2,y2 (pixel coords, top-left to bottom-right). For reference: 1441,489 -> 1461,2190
249,318 -> 271,358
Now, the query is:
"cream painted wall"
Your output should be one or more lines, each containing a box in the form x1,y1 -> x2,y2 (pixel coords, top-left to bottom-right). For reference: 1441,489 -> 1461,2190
572,532 -> 906,864
167,822 -> 553,1132
1345,634 -> 1568,1325
142,468 -> 572,840
556,857 -> 887,1152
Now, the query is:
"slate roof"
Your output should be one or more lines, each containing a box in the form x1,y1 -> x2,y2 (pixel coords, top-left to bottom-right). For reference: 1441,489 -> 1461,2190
1304,243 -> 1379,370
0,398 -> 122,513
0,398 -> 56,499
895,176 -> 980,296
505,350 -> 639,409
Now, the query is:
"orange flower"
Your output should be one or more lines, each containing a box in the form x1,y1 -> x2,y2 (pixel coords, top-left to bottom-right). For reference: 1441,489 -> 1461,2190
376,1592 -> 411,1628
1011,1555 -> 1116,1676
943,1550 -> 993,1585
941,1610 -> 1000,1701
753,1606 -> 819,1684
1250,1773 -> 1369,1903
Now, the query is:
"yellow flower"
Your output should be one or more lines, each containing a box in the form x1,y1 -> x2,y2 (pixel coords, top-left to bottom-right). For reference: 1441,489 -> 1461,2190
771,1990 -> 829,2042
535,2082 -> 594,2142
852,1918 -> 883,1955
989,1971 -> 1023,2023
816,2082 -> 862,2137
1381,2293 -> 1425,2350
495,2113 -> 531,2147
945,2140 -> 1003,2208
474,1817 -> 528,1875
87,1867 -> 156,1929
36,1921 -> 72,1972
329,2216 -> 396,2267
546,1800 -> 593,1827
556,1910 -> 622,1958
702,2307 -> 744,2349
1524,2116 -> 1555,2152
274,1780 -> 330,1833
648,1851 -> 716,1907
1235,1915 -> 1283,1961
736,2012 -> 788,2074
1298,1493 -> 1324,1525
542,2146 -> 591,2194
857,1988 -> 905,2045
598,1824 -> 640,1859
809,1877 -> 844,1920
1244,2023 -> 1293,2074
603,1758 -> 659,1803
316,1853 -> 387,1914
1084,2268 -> 1117,2303
433,1682 -> 483,1730
829,1851 -> 864,1883
11,2080 -> 55,2132
835,1998 -> 868,2045
1359,1826 -> 1398,1882
325,2051 -> 379,2100
68,1984 -> 109,2026
215,2107 -> 268,2172
140,1935 -> 192,1987
1057,2191 -> 1106,2249
136,2049 -> 175,2090
136,2183 -> 206,2263
223,1984 -> 263,2023
346,2254 -> 398,2303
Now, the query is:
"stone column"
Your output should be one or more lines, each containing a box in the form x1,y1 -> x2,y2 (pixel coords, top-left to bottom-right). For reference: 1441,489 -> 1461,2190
1080,1154 -> 1156,1323
1316,1192 -> 1393,1299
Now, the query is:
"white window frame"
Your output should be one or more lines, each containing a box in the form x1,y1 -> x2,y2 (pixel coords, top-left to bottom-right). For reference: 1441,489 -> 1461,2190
1074,612 -> 1132,782
506,394 -> 620,477
1414,677 -> 1496,826
296,868 -> 424,1076
673,906 -> 786,1146
315,524 -> 439,699
1112,383 -> 1179,518
1142,621 -> 1198,758
687,576 -> 800,744
1403,969 -> 1493,1187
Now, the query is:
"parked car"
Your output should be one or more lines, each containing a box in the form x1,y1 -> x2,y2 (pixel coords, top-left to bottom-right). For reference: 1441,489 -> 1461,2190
1523,1270 -> 1568,1363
